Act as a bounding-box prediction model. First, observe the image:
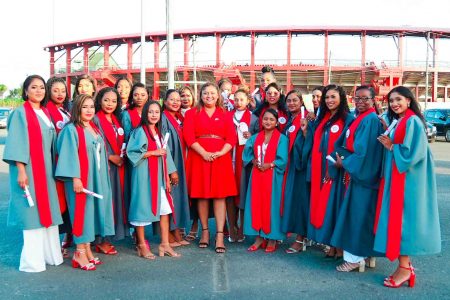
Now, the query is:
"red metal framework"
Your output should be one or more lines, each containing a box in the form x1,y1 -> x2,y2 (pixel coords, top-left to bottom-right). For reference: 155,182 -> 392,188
45,26 -> 450,101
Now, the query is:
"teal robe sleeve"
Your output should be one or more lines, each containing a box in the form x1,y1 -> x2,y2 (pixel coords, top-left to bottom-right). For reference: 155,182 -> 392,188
294,122 -> 313,171
55,124 -> 81,180
126,127 -> 148,167
3,108 -> 30,165
393,116 -> 427,173
242,134 -> 257,166
121,110 -> 133,142
274,135 -> 289,173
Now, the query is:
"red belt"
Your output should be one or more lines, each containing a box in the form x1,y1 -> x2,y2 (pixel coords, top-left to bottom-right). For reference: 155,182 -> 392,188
198,134 -> 224,140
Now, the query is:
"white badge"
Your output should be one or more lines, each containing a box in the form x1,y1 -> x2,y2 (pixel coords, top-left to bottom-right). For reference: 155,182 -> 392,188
56,120 -> 64,129
239,122 -> 248,132
278,117 -> 286,124
117,127 -> 124,136
345,129 -> 350,138
331,124 -> 340,133
288,125 -> 296,133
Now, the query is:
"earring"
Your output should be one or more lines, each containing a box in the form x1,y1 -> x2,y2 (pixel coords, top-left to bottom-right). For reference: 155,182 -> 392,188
407,103 -> 410,108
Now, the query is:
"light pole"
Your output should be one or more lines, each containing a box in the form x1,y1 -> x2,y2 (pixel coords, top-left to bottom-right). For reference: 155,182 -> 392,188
166,0 -> 174,89
140,0 -> 146,84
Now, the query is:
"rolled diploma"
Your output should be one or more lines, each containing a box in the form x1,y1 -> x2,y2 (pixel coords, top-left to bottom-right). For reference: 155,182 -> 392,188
251,88 -> 259,97
301,106 -> 305,119
383,119 -> 398,136
24,186 -> 34,207
257,145 -> 262,164
154,135 -> 163,149
162,133 -> 170,149
119,143 -> 127,158
83,188 -> 104,199
326,155 -> 336,164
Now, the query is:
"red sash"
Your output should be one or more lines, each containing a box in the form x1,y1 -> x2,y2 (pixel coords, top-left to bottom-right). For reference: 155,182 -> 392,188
345,108 -> 375,152
142,126 -> 176,219
250,130 -> 281,234
310,113 -> 344,228
232,109 -> 251,205
46,101 -> 69,213
163,111 -> 186,159
96,111 -> 127,224
375,109 -> 415,261
128,109 -> 141,128
280,114 -> 301,215
23,102 -> 53,227
73,122 -> 101,236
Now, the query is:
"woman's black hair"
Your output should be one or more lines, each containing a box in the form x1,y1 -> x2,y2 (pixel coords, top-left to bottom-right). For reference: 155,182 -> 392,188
316,84 -> 350,131
261,66 -> 275,75
386,86 -> 426,127
253,82 -> 287,117
45,77 -> 70,110
139,100 -> 162,133
355,85 -> 380,115
262,107 -> 279,120
72,74 -> 96,99
94,87 -> 122,120
22,75 -> 48,106
127,82 -> 150,109
114,76 -> 133,90
312,86 -> 325,94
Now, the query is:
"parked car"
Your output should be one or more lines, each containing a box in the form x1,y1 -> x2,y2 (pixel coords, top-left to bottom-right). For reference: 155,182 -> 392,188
424,109 -> 450,142
426,122 -> 437,143
0,107 -> 13,129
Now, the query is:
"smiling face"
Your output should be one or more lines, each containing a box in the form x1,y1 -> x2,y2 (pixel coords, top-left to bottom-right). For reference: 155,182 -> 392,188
116,79 -> 131,104
325,89 -> 341,112
354,89 -> 374,114
234,91 -> 249,111
147,103 -> 161,125
201,85 -> 219,108
266,87 -> 280,105
132,87 -> 149,108
26,78 -> 46,105
77,79 -> 94,96
81,97 -> 95,122
389,92 -> 410,116
286,92 -> 302,114
50,82 -> 67,105
100,91 -> 118,114
312,90 -> 322,109
180,89 -> 194,109
165,91 -> 181,112
262,111 -> 277,131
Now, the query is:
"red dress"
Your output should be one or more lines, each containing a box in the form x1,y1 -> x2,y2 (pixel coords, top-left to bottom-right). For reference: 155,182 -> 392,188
183,107 -> 237,198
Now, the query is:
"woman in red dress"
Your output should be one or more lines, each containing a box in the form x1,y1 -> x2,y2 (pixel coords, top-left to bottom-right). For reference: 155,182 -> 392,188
183,82 -> 237,253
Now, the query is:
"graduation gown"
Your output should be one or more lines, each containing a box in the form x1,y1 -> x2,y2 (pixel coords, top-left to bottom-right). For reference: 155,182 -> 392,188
3,106 -> 62,230
161,112 -> 190,230
183,107 -> 237,198
374,115 -> 441,256
127,126 -> 177,223
307,113 -> 354,245
330,111 -> 383,257
243,132 -> 288,240
55,124 -> 114,244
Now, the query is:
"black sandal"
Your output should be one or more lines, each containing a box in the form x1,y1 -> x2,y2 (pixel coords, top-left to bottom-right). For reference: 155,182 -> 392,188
215,232 -> 226,254
198,228 -> 209,248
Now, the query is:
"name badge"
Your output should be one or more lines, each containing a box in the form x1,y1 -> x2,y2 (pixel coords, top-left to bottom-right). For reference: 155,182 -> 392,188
56,120 -> 65,129
288,125 -> 296,133
331,124 -> 340,133
117,127 -> 124,136
345,129 -> 350,138
239,122 -> 248,132
278,117 -> 286,124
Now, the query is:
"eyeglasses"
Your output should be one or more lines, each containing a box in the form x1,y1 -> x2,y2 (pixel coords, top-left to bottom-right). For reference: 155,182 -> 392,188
354,97 -> 372,103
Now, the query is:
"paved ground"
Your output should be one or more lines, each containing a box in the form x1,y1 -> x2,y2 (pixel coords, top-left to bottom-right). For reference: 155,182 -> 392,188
0,128 -> 449,299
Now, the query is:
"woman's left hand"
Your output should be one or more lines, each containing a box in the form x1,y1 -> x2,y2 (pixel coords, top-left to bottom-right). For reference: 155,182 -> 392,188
377,135 -> 393,150
170,172 -> 179,186
335,154 -> 343,168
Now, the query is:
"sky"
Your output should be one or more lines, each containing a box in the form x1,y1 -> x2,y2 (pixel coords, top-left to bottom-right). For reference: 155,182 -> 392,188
1,0 -> 450,92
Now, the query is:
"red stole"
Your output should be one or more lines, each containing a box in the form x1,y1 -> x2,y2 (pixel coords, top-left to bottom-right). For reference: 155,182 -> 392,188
163,111 -> 186,159
96,111 -> 127,224
259,87 -> 266,102
345,108 -> 375,152
280,114 -> 301,215
46,101 -> 68,213
23,102 -> 53,227
142,126 -> 176,220
250,130 -> 281,234
232,109 -> 251,205
128,109 -> 141,128
374,109 -> 415,261
310,113 -> 345,228
73,122 -> 101,236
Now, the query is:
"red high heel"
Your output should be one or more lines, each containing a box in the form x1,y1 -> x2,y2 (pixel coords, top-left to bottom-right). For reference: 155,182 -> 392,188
72,250 -> 96,271
384,263 -> 415,288
95,244 -> 118,255
265,241 -> 278,253
89,257 -> 103,265
247,239 -> 267,252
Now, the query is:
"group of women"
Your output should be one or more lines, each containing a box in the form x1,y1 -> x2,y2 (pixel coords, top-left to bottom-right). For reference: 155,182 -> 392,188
4,65 -> 441,288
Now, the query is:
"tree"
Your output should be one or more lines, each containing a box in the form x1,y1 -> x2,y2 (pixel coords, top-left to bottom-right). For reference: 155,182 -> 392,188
0,84 -> 7,99
8,87 -> 22,99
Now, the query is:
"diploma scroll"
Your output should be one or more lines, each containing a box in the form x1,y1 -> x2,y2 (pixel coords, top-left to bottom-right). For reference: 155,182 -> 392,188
383,119 -> 398,136
251,88 -> 259,97
301,106 -> 305,119
154,135 -> 163,149
119,143 -> 127,158
82,188 -> 104,199
257,145 -> 262,165
326,155 -> 336,164
162,133 -> 170,149
24,186 -> 34,207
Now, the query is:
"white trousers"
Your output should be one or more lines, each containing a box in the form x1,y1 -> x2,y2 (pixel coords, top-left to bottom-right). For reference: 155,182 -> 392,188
19,225 -> 63,273
343,250 -> 364,263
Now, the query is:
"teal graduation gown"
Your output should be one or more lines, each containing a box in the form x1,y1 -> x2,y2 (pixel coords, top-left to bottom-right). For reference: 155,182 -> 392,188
330,112 -> 384,257
243,133 -> 289,240
374,116 -> 441,256
3,106 -> 62,230
126,126 -> 176,223
55,123 -> 115,244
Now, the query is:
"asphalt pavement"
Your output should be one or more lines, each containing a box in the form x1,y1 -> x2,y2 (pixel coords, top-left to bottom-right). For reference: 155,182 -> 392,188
0,128 -> 449,299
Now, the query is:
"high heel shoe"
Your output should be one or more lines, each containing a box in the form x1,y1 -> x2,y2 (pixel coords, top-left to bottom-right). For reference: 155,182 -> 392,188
384,263 -> 415,288
95,243 -> 118,255
215,232 -> 226,254
158,244 -> 181,257
336,260 -> 365,272
72,249 -> 96,271
265,241 -> 278,253
365,257 -> 376,268
285,239 -> 306,254
198,228 -> 210,248
89,257 -> 103,265
136,243 -> 156,260
247,239 -> 267,252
